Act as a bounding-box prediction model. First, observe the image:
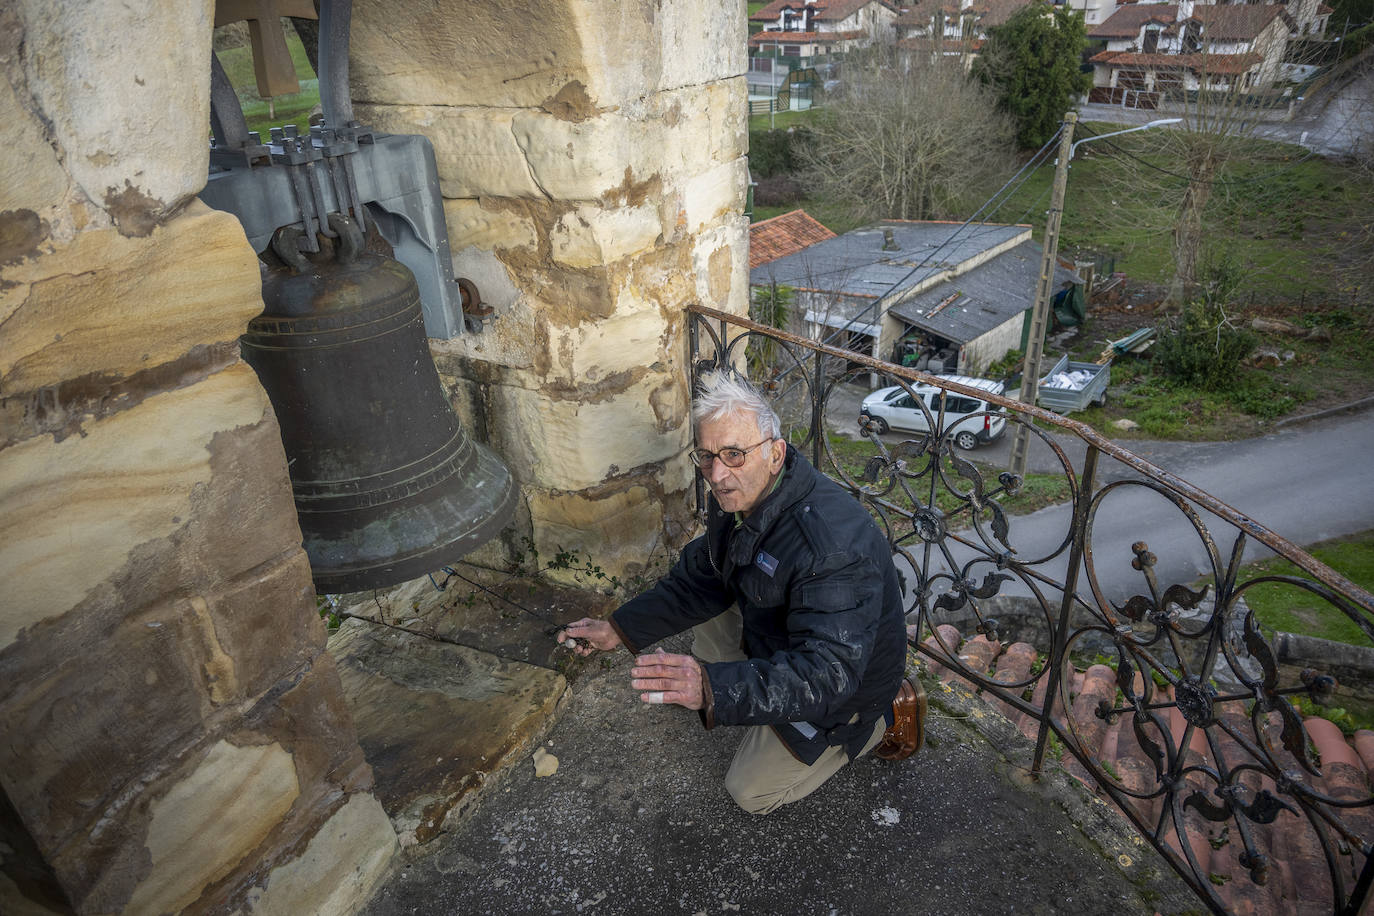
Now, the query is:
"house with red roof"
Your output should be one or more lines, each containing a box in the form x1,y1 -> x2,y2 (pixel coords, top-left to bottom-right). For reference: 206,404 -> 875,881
1086,0 -> 1304,105
747,1 -> 902,108
894,0 -> 1038,50
749,209 -> 838,271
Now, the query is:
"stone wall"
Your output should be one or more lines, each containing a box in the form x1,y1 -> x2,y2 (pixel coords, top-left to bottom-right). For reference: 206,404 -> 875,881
351,0 -> 751,580
0,2 -> 395,913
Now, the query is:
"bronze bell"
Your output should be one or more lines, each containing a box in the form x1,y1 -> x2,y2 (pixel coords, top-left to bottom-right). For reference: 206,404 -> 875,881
241,214 -> 516,593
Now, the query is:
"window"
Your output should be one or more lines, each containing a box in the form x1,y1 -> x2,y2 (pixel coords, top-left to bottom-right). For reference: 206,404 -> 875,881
783,44 -> 801,56
942,396 -> 981,413
1142,27 -> 1160,53
1183,20 -> 1202,53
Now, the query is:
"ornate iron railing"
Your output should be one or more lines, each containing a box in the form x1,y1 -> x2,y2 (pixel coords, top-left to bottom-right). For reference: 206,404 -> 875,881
687,303 -> 1374,916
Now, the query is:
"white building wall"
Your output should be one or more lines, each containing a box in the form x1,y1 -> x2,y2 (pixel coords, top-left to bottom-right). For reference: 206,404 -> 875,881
959,311 -> 1028,375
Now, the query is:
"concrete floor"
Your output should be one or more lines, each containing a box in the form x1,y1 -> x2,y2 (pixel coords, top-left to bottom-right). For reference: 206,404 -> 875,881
360,643 -> 1197,916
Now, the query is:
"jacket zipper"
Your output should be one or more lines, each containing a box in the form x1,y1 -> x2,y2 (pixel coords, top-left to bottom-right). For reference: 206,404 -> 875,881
706,517 -> 722,577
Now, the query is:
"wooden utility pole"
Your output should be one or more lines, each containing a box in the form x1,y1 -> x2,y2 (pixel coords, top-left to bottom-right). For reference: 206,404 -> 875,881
1008,111 -> 1077,478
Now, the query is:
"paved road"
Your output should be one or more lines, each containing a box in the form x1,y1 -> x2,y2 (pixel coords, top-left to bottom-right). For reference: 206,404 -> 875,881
1076,67 -> 1373,158
822,385 -> 1374,604
979,408 -> 1374,605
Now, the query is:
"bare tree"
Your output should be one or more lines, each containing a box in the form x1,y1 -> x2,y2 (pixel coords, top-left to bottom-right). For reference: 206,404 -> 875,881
795,44 -> 1017,224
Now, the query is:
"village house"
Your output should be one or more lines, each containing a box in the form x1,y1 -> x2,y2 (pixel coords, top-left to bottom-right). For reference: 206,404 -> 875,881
750,220 -> 1080,380
747,0 -> 901,110
1086,0 -> 1327,105
1058,0 -> 1124,29
894,0 -> 1037,52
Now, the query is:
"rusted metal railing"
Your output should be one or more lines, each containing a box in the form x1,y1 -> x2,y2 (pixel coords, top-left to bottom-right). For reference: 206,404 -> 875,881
688,303 -> 1374,916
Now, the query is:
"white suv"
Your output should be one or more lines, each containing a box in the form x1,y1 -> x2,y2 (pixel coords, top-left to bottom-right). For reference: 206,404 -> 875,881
859,375 -> 1007,450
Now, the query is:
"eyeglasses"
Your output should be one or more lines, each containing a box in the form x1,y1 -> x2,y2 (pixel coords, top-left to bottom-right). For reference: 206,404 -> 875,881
689,438 -> 774,469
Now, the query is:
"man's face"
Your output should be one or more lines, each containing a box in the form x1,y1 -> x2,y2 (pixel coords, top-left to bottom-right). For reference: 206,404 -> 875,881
696,411 -> 785,517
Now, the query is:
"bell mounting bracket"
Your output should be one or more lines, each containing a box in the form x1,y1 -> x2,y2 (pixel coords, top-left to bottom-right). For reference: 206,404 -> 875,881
201,0 -> 481,337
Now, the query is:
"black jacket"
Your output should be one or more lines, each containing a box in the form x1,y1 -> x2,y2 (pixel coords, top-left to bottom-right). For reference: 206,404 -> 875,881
611,445 -> 906,765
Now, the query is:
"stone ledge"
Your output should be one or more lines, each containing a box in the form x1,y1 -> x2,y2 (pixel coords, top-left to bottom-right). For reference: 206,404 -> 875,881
329,617 -> 571,847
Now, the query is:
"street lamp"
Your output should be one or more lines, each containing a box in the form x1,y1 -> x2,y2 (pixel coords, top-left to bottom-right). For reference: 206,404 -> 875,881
1069,118 -> 1181,160
771,38 -> 781,129
1007,113 -> 1182,477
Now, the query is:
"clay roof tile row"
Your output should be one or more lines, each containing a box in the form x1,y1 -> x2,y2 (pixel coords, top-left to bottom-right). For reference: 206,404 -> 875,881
750,0 -> 899,23
748,210 -> 837,270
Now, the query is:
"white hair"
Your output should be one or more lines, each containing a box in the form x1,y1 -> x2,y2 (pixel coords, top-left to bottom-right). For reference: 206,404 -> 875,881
692,370 -> 782,439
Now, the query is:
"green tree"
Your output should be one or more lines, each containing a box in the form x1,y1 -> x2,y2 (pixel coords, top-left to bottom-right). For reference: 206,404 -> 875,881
747,283 -> 794,375
975,5 -> 1091,149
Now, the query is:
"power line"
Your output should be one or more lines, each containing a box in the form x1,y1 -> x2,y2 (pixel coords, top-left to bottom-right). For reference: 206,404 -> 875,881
1075,120 -> 1323,187
752,135 -> 1062,293
803,125 -> 1068,351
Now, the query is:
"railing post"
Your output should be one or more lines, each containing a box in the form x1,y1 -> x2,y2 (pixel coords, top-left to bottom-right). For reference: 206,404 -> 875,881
1032,443 -> 1100,773
811,334 -> 825,468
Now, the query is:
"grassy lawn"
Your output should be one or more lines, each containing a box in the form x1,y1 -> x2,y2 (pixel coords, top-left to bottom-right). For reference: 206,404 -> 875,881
1232,531 -> 1374,647
1057,304 -> 1374,441
215,34 -> 320,139
749,124 -> 1373,437
821,432 -> 1076,519
755,123 -> 1371,312
1202,530 -> 1374,733
748,108 -> 821,132
990,125 -> 1372,306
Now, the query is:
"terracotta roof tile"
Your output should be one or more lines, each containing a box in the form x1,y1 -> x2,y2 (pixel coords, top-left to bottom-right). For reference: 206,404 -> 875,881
751,0 -> 899,22
748,210 -> 837,269
749,28 -> 866,45
1089,3 -> 1180,38
930,620 -> 1374,916
1089,50 -> 1264,73
1181,3 -> 1291,40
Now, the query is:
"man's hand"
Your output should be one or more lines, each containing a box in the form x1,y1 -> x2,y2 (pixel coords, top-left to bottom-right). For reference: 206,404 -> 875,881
556,618 -> 622,656
631,649 -> 705,710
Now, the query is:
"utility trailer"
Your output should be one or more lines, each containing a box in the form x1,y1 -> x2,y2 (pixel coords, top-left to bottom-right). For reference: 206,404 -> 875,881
1037,354 -> 1111,414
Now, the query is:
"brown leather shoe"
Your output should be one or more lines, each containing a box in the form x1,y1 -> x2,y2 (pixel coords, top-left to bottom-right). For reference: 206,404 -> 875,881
872,676 -> 927,761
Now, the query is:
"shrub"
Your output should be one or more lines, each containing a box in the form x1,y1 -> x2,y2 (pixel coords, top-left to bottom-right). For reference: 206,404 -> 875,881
1153,299 -> 1255,391
749,127 -> 811,178
753,175 -> 804,207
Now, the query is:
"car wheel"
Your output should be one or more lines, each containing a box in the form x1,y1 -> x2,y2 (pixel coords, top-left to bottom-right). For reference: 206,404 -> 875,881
868,416 -> 889,435
953,430 -> 978,451
1095,392 -> 1109,408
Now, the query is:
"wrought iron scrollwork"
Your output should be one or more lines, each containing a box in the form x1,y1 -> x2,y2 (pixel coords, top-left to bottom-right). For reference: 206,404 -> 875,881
687,303 -> 1374,916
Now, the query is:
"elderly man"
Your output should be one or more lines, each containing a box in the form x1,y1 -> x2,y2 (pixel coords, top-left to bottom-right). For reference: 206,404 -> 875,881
559,371 -> 923,814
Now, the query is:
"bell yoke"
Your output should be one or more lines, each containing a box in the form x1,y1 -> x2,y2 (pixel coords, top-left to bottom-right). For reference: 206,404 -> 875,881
559,371 -> 925,814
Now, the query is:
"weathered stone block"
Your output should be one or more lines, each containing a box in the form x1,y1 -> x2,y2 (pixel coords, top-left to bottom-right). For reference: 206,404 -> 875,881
367,79 -> 744,204
351,0 -> 743,109
680,159 -> 749,237
359,105 -> 545,199
527,477 -> 688,582
0,13 -> 69,218
30,652 -> 386,914
546,307 -> 672,384
444,198 -> 540,253
0,363 -> 297,650
0,202 -> 263,397
550,202 -> 664,269
244,792 -> 396,916
330,618 -> 568,846
691,221 -> 750,315
351,1 -> 589,109
120,739 -> 301,916
495,373 -> 688,491
10,0 -> 213,233
655,0 -> 748,92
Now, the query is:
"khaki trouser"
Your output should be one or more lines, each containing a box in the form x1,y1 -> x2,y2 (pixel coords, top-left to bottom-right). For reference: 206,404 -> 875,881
692,606 -> 886,815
